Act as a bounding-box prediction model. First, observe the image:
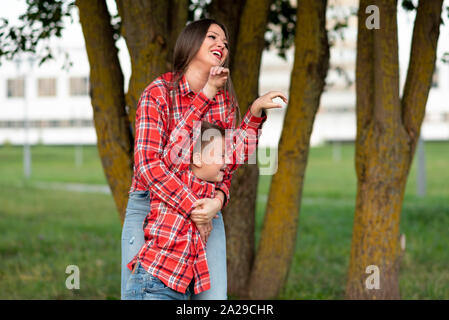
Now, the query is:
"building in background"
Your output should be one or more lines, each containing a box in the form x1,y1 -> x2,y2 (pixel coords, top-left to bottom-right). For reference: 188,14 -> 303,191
0,0 -> 448,147
258,0 -> 449,148
0,46 -> 94,145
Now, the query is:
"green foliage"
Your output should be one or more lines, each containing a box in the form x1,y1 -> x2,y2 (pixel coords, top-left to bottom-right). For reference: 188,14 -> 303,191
401,0 -> 416,11
0,0 -> 75,67
1,0 -> 448,67
188,0 -> 210,21
0,0 -> 303,66
265,0 -> 297,59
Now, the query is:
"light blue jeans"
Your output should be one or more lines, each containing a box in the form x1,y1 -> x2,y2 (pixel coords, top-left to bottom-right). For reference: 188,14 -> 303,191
120,190 -> 228,300
123,262 -> 192,300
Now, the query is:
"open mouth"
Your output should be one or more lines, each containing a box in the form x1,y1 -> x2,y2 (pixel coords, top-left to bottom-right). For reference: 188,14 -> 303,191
211,50 -> 222,60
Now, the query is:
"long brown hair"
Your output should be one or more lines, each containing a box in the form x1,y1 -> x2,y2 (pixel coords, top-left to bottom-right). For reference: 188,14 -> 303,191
172,19 -> 241,125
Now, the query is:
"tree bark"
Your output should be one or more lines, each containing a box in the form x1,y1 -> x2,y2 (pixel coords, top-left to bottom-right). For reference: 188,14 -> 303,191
166,0 -> 189,65
248,0 -> 329,299
345,0 -> 443,299
116,0 -> 179,132
401,0 -> 443,157
77,0 -> 133,223
208,0 -> 246,68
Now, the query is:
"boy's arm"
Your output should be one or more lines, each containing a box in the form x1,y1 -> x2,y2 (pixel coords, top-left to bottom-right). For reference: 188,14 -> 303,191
134,87 -> 213,218
160,92 -> 217,175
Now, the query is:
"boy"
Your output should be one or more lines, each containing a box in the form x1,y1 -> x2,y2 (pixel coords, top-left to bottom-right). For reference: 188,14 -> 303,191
125,121 -> 230,300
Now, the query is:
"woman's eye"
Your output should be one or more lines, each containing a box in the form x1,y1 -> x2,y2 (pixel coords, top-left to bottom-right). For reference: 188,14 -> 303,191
208,35 -> 216,39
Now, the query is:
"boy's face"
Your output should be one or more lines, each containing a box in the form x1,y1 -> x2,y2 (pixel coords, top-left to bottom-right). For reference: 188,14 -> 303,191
193,136 -> 226,182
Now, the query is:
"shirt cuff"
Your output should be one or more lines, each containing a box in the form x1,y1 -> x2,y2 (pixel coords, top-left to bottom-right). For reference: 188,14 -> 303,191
242,109 -> 267,131
216,186 -> 229,209
176,188 -> 199,218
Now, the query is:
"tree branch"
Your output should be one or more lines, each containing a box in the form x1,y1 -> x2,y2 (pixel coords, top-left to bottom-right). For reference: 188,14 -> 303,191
401,0 -> 443,151
116,0 -> 172,132
232,0 -> 273,114
372,0 -> 401,128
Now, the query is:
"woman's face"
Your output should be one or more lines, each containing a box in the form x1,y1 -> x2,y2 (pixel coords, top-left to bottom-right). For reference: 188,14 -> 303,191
191,24 -> 229,70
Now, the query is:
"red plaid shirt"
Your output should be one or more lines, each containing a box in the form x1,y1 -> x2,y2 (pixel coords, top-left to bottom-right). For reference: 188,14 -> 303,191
128,72 -> 267,294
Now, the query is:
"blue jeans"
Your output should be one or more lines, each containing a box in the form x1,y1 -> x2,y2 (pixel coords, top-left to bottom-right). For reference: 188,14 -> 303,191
123,262 -> 192,300
120,190 -> 228,300
191,211 -> 227,300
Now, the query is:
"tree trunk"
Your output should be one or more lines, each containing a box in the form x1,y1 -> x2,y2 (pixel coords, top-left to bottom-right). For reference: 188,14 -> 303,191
77,0 -> 133,223
166,0 -> 189,66
208,0 -> 246,68
210,0 -> 273,298
345,0 -> 443,299
116,0 -> 180,132
248,0 -> 329,299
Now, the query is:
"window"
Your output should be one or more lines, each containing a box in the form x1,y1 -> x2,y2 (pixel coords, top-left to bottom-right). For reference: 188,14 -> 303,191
38,78 -> 57,97
69,77 -> 89,96
7,78 -> 25,98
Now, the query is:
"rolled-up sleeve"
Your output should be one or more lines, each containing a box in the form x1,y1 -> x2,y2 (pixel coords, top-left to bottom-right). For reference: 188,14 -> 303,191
216,108 -> 267,208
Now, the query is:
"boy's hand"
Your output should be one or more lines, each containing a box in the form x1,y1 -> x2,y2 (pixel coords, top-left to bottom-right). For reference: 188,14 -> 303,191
202,67 -> 229,99
250,91 -> 288,117
191,198 -> 221,224
195,221 -> 213,243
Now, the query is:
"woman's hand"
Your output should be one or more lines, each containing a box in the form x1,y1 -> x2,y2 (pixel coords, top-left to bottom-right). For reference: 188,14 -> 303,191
202,67 -> 229,99
191,198 -> 221,224
250,91 -> 288,117
195,221 -> 213,243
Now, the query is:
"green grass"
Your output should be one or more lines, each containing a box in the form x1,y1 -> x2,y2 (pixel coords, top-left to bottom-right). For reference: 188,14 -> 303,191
0,142 -> 448,299
0,145 -> 117,299
255,142 -> 449,299
0,145 -> 107,186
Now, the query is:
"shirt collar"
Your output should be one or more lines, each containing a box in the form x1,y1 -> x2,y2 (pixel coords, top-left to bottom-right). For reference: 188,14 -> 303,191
178,73 -> 224,97
178,74 -> 194,97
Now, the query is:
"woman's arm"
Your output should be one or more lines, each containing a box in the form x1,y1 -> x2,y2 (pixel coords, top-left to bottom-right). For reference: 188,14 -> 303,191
159,91 -> 215,174
212,107 -> 267,209
160,67 -> 229,175
213,91 -> 287,208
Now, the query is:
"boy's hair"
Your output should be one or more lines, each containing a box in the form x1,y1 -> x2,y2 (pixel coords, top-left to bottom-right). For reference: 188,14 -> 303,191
192,121 -> 226,155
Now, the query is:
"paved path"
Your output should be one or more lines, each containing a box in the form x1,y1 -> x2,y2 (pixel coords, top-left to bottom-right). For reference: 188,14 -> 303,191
33,181 -> 111,194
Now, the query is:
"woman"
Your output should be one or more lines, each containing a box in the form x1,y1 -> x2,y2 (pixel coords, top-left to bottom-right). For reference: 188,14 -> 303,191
121,18 -> 287,300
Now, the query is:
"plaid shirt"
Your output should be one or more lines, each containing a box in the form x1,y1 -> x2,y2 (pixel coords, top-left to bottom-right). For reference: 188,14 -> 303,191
128,72 -> 267,294
128,169 -> 216,294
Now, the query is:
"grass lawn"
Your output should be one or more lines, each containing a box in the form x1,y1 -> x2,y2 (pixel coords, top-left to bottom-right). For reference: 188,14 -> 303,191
0,142 -> 448,299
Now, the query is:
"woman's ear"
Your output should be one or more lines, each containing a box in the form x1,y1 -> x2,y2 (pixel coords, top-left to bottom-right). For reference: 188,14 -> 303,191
192,152 -> 202,167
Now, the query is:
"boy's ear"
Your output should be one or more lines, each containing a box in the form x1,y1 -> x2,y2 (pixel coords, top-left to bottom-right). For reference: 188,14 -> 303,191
192,152 -> 202,167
